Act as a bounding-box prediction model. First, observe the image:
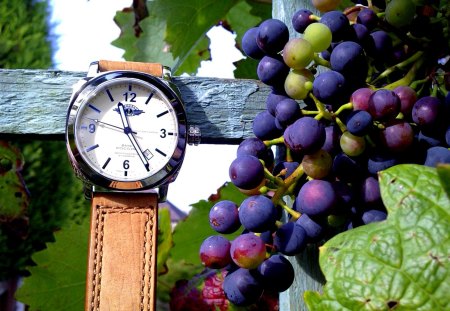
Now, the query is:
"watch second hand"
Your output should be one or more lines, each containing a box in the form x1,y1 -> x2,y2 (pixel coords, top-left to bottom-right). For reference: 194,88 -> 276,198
117,103 -> 150,171
86,117 -> 137,134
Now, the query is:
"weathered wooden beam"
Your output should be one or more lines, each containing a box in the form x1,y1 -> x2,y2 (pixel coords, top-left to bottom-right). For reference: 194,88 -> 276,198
0,69 -> 269,143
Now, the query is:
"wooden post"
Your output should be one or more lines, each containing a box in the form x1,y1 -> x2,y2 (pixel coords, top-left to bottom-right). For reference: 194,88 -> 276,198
272,1 -> 326,310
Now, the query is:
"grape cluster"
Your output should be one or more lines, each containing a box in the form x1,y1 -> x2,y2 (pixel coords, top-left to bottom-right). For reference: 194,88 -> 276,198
200,0 -> 450,307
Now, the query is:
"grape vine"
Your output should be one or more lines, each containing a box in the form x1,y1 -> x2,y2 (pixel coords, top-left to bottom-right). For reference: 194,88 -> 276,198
199,0 -> 450,308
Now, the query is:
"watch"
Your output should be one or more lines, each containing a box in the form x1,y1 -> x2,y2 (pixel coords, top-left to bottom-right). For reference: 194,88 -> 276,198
65,60 -> 200,310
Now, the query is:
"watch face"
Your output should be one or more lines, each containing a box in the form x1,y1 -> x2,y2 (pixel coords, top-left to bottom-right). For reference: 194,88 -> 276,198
66,71 -> 187,190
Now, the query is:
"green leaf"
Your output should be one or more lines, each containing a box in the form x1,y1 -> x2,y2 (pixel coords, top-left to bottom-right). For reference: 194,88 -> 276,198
305,164 -> 450,311
436,163 -> 450,198
150,0 -> 240,72
156,182 -> 248,301
157,207 -> 173,275
0,141 -> 28,219
112,0 -> 271,77
15,218 -> 89,311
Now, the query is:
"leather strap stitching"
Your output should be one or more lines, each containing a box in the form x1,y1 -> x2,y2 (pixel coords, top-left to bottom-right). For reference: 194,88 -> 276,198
88,204 -> 156,311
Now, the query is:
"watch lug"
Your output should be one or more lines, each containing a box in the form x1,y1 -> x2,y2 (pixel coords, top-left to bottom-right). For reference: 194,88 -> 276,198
158,184 -> 169,202
87,61 -> 100,78
162,66 -> 172,81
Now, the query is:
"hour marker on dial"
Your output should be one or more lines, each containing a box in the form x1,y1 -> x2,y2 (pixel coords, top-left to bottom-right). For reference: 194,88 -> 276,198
106,89 -> 114,102
157,110 -> 169,118
85,144 -> 99,152
145,92 -> 154,105
155,148 -> 167,157
88,104 -> 101,113
102,157 -> 111,169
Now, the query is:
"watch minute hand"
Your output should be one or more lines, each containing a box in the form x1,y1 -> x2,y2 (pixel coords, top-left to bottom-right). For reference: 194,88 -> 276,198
117,103 -> 150,171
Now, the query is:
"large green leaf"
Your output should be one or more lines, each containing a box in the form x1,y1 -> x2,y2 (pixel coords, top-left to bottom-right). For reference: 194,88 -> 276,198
112,0 -> 271,77
15,218 -> 89,311
305,164 -> 450,310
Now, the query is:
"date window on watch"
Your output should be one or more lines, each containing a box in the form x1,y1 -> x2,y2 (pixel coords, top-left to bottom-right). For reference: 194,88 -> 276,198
143,149 -> 153,160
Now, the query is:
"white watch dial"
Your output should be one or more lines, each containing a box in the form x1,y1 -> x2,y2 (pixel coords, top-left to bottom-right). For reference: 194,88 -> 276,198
74,78 -> 179,182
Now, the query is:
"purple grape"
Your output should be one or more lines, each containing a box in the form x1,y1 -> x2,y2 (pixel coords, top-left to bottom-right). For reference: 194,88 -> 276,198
368,89 -> 401,121
295,214 -> 325,242
418,130 -> 443,149
273,221 -> 307,256
241,27 -> 265,60
312,70 -> 347,106
252,110 -> 283,140
351,87 -> 374,111
296,179 -> 338,217
229,155 -> 264,190
292,9 -> 315,33
379,120 -> 414,152
330,41 -> 368,84
424,146 -> 450,167
239,195 -> 277,233
332,152 -> 366,182
356,8 -> 379,30
209,200 -> 241,234
393,85 -> 417,116
346,110 -> 373,136
359,176 -> 381,206
351,23 -> 370,43
362,209 -> 387,224
266,88 -> 289,116
223,268 -> 264,306
257,55 -> 290,88
199,235 -> 232,269
367,152 -> 399,175
319,10 -> 352,42
252,255 -> 295,292
322,124 -> 341,154
283,117 -> 326,154
237,137 -> 274,168
256,19 -> 289,55
275,98 -> 302,127
366,30 -> 393,60
230,233 -> 266,269
412,96 -> 442,129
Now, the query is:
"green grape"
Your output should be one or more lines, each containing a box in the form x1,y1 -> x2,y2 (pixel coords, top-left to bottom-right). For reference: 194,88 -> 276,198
303,22 -> 332,52
282,38 -> 314,70
385,0 -> 416,28
302,149 -> 333,179
340,131 -> 366,157
284,69 -> 314,100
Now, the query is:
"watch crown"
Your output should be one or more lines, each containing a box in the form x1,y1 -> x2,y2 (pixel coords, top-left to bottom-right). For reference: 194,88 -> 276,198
187,125 -> 201,146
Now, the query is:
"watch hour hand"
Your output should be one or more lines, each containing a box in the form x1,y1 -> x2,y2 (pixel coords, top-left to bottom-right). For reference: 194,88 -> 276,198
117,103 -> 150,171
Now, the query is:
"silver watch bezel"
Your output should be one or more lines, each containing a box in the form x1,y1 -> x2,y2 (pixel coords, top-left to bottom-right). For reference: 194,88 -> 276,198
65,70 -> 187,191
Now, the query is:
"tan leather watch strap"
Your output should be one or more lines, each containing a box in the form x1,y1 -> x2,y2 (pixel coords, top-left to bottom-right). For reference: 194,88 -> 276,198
98,60 -> 164,77
85,192 -> 158,311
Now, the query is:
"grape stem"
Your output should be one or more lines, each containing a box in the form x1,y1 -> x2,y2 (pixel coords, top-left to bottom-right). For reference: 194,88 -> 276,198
309,93 -> 333,120
271,164 -> 304,210
262,163 -> 285,187
313,54 -> 330,68
370,51 -> 424,85
264,136 -> 284,147
383,56 -> 425,90
334,102 -> 353,115
279,202 -> 301,220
